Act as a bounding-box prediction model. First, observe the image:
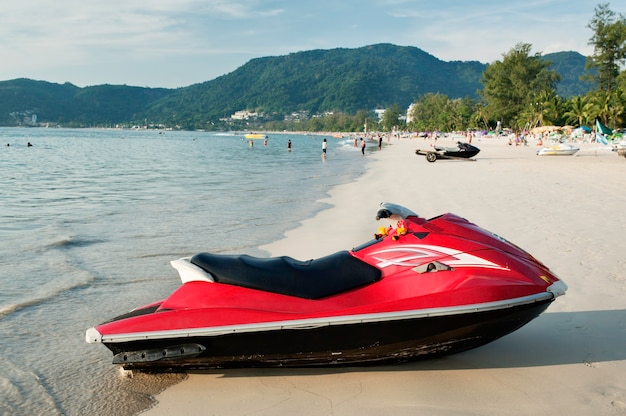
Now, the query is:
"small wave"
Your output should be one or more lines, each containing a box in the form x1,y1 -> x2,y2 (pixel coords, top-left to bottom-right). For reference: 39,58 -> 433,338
0,280 -> 91,319
136,252 -> 187,259
46,237 -> 106,250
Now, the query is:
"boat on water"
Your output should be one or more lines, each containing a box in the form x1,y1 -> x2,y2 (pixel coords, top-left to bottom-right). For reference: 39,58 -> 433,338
537,143 -> 580,156
244,133 -> 268,139
416,142 -> 480,162
86,202 -> 566,371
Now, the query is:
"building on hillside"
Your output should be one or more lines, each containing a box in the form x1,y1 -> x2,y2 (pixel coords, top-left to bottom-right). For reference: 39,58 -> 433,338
230,110 -> 260,120
406,103 -> 415,125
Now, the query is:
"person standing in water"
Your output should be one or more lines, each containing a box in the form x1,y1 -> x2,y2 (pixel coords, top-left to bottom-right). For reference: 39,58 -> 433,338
287,139 -> 292,152
360,138 -> 366,155
322,139 -> 327,157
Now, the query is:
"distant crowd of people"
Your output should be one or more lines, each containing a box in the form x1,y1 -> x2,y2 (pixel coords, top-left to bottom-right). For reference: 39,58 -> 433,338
246,134 -> 393,159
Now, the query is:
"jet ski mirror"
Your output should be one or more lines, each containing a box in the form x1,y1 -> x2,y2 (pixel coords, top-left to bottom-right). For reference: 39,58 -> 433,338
375,202 -> 418,221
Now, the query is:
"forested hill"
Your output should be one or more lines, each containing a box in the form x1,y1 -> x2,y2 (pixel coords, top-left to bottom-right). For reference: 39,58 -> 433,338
0,44 -> 591,127
0,79 -> 171,126
541,51 -> 591,97
143,44 -> 486,122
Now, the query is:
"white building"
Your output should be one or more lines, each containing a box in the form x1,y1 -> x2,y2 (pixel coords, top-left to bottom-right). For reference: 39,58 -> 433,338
231,110 -> 259,120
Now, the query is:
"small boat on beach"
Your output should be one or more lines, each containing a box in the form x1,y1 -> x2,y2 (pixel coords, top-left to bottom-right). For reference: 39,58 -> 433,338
537,143 -> 580,156
86,202 -> 566,371
244,133 -> 268,139
613,140 -> 626,158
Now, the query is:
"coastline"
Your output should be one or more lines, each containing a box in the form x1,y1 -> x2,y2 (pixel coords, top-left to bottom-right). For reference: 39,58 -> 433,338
143,137 -> 626,415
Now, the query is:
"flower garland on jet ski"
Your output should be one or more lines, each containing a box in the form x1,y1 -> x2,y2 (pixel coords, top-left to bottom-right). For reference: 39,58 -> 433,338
375,220 -> 408,241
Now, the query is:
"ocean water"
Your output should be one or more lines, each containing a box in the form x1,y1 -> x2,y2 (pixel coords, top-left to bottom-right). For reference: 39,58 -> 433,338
0,128 -> 367,415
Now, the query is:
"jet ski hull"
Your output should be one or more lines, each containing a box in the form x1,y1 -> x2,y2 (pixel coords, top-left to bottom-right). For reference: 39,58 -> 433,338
101,296 -> 553,370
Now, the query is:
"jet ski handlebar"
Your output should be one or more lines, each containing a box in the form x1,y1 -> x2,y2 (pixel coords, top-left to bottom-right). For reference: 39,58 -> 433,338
375,202 -> 418,221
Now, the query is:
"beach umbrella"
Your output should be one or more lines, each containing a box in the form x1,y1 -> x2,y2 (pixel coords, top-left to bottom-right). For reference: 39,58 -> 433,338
596,119 -> 612,135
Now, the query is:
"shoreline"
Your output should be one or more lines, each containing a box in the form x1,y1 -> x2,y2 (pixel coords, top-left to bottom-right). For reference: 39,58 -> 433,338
143,137 -> 626,415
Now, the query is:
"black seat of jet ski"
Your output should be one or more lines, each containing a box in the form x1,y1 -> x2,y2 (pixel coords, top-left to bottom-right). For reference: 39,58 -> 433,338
190,250 -> 381,299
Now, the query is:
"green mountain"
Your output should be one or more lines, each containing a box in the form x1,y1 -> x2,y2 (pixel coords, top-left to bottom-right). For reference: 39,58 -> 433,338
541,51 -> 596,97
0,44 -> 593,128
0,79 -> 172,126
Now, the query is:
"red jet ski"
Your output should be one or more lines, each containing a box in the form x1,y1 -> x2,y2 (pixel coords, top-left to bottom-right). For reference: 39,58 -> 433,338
86,203 -> 566,370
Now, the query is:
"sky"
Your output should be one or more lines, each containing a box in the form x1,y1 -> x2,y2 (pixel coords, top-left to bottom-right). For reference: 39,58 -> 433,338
0,0 -> 608,89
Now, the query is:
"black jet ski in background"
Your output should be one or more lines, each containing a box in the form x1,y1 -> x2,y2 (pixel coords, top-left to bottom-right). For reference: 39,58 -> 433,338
416,141 -> 480,162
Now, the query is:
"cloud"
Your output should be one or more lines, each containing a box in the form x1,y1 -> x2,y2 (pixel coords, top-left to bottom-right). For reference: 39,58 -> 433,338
0,0 -> 606,87
1,0 -> 284,53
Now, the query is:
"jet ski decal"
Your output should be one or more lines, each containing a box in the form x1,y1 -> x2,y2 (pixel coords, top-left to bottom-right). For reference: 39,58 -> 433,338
369,244 -> 509,271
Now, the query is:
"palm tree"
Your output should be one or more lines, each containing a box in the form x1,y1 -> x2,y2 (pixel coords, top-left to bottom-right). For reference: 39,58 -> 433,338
563,96 -> 590,127
471,105 -> 491,130
606,89 -> 625,129
589,91 -> 612,125
542,94 -> 565,126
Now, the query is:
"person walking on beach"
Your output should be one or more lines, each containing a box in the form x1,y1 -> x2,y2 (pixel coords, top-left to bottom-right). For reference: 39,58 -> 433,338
322,138 -> 327,157
360,138 -> 366,155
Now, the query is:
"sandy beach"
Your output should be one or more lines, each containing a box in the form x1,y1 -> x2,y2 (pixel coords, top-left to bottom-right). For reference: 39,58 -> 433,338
143,136 -> 626,416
